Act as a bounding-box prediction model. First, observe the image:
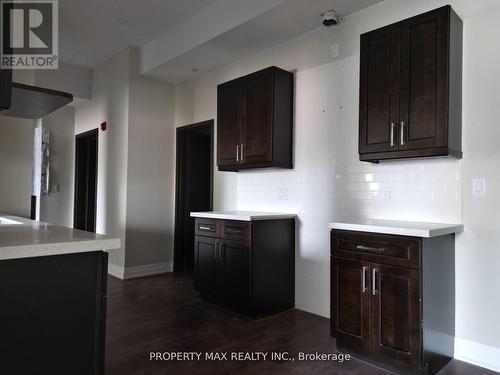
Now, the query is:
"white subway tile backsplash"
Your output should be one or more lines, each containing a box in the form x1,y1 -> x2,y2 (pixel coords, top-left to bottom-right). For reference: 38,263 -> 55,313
235,57 -> 462,319
237,57 -> 462,225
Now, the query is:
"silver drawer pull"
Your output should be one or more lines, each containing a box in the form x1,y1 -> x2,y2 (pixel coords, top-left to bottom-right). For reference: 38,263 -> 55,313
226,228 -> 243,234
362,266 -> 368,293
390,122 -> 395,147
199,226 -> 212,231
400,121 -> 405,146
372,268 -> 378,295
356,245 -> 385,253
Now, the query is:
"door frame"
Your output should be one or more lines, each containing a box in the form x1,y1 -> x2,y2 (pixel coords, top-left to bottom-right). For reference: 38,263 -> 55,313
73,128 -> 99,232
174,120 -> 214,272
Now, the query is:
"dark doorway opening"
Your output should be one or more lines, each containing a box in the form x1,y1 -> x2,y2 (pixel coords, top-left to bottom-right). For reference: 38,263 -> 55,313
74,129 -> 98,232
174,120 -> 214,273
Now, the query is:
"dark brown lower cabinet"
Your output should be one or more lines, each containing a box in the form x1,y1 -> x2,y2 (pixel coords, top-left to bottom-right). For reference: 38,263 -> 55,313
331,230 -> 455,374
194,218 -> 295,317
0,251 -> 108,375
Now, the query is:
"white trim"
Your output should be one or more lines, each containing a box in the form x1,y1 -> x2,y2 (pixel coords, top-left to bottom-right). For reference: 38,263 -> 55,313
454,337 -> 500,372
123,261 -> 173,279
107,263 -> 125,279
107,261 -> 173,280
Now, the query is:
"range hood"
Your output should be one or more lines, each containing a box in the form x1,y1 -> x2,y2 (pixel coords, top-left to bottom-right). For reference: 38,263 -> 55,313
0,70 -> 73,119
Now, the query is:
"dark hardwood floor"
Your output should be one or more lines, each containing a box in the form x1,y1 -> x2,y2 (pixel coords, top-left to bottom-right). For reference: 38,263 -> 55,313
105,273 -> 495,375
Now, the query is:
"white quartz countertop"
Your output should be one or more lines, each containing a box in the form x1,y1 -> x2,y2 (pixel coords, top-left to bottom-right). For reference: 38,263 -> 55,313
328,218 -> 463,238
0,214 -> 121,261
190,211 -> 296,221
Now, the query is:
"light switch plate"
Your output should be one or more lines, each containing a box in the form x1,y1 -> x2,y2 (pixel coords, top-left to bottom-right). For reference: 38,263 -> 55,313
472,177 -> 486,198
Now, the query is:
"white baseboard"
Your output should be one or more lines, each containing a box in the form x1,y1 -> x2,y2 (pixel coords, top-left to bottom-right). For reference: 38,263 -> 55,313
107,261 -> 173,280
454,337 -> 500,372
123,261 -> 173,279
107,263 -> 125,279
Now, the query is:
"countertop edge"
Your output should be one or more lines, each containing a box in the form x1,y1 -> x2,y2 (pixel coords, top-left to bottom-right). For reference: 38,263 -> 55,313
0,238 -> 121,261
190,212 -> 297,221
328,223 -> 464,238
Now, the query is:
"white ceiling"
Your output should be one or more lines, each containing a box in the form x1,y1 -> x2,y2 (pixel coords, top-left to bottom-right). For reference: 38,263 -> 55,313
145,0 -> 382,83
59,0 -> 216,67
58,0 -> 382,81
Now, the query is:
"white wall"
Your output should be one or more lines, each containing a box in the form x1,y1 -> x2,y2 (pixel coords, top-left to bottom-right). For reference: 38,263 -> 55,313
34,62 -> 92,100
174,0 -> 500,368
125,49 -> 176,269
39,106 -> 75,227
454,6 -> 500,369
73,47 -> 176,275
0,71 -> 36,217
0,116 -> 34,217
74,48 -> 130,268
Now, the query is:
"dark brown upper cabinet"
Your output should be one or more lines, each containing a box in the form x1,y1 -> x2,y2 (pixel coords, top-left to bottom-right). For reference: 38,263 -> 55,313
217,66 -> 293,171
359,6 -> 463,162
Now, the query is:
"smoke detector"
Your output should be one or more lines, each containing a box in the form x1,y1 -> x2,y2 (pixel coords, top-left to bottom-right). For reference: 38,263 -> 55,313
322,10 -> 340,27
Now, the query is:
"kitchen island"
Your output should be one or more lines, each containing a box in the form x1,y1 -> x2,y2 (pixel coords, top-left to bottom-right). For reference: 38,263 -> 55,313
0,215 -> 120,375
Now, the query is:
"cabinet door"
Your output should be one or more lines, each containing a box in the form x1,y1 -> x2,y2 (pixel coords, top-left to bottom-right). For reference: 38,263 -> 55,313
399,7 -> 449,150
217,80 -> 243,167
194,236 -> 220,295
220,239 -> 250,306
242,69 -> 273,164
371,263 -> 421,368
359,24 -> 400,154
331,257 -> 371,353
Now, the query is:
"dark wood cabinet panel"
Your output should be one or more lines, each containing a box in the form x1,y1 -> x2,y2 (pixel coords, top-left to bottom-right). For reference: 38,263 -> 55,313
399,7 -> 448,151
243,70 -> 273,164
194,218 -> 295,317
221,239 -> 250,307
194,236 -> 218,293
371,263 -> 421,367
331,257 -> 370,353
359,6 -> 462,162
331,230 -> 421,269
359,24 -> 399,154
0,251 -> 108,375
222,220 -> 251,243
217,66 -> 293,171
217,81 -> 242,167
331,229 -> 456,374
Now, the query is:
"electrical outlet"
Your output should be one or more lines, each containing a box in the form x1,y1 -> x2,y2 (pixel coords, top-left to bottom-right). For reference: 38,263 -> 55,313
331,43 -> 339,58
472,177 -> 486,198
278,187 -> 288,200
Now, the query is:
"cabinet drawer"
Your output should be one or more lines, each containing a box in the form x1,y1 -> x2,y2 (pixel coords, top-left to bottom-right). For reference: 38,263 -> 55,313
195,219 -> 220,238
222,221 -> 251,243
331,230 -> 421,269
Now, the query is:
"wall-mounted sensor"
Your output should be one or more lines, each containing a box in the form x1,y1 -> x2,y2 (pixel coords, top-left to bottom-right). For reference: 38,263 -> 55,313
322,10 -> 340,27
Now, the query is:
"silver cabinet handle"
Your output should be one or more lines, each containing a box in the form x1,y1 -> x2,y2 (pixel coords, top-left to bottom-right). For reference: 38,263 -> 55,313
400,121 -> 405,146
214,243 -> 218,260
390,122 -> 395,147
199,226 -> 212,231
372,268 -> 378,295
236,145 -> 239,162
219,243 -> 224,261
362,266 -> 368,293
356,245 -> 385,253
240,143 -> 244,161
